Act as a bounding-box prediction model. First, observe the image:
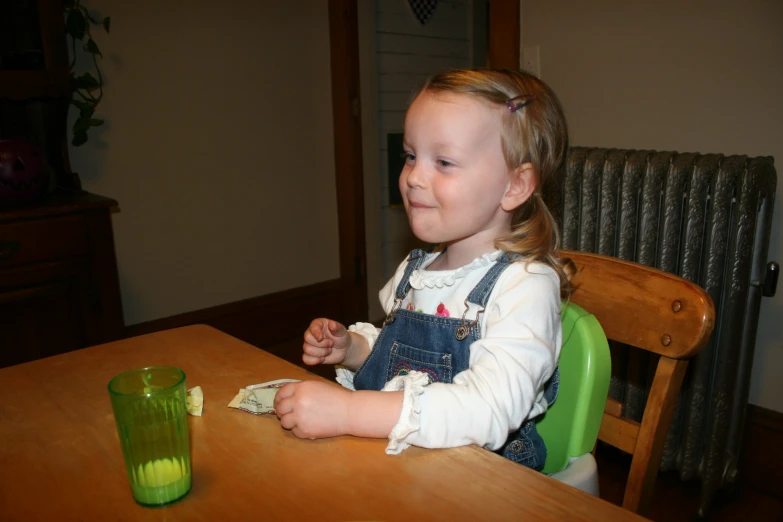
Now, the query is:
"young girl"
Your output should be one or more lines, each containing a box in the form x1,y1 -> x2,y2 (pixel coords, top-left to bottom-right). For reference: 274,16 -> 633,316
274,68 -> 571,471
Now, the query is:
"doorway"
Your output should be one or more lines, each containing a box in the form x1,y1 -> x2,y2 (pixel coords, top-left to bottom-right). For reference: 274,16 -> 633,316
354,0 -> 520,321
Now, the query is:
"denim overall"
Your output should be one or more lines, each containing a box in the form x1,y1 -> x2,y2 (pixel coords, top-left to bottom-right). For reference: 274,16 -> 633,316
354,249 -> 559,471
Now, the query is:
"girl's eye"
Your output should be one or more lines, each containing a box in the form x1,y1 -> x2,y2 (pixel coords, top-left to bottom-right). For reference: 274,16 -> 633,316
437,159 -> 453,168
402,152 -> 415,163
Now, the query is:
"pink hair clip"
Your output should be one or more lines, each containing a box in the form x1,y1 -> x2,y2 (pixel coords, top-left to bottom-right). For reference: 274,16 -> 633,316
506,95 -> 535,113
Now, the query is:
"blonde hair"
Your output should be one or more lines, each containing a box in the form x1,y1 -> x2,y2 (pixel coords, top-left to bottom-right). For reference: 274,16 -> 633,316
415,68 -> 573,298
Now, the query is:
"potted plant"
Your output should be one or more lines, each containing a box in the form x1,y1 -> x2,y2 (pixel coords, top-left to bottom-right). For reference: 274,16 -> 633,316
64,0 -> 110,146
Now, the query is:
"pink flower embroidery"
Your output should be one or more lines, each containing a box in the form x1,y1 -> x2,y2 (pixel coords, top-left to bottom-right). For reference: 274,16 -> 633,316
435,303 -> 450,317
407,302 -> 415,311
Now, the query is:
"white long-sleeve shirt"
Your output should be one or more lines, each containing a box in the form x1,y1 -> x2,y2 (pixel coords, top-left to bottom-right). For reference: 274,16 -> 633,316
337,250 -> 562,454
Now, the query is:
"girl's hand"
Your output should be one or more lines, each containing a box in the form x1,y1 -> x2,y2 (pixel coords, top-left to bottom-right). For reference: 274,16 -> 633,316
274,381 -> 351,439
302,318 -> 352,366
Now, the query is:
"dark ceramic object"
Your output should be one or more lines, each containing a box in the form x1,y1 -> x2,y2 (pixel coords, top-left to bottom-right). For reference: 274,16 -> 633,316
0,139 -> 49,204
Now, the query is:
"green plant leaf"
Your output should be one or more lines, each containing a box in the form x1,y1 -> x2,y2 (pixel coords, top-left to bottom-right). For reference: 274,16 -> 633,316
72,72 -> 100,90
72,131 -> 88,147
73,116 -> 91,133
84,39 -> 102,56
80,105 -> 95,119
66,10 -> 87,40
65,4 -> 111,148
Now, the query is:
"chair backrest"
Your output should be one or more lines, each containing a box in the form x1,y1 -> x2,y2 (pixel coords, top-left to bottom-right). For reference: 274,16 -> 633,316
537,302 -> 611,474
563,250 -> 716,516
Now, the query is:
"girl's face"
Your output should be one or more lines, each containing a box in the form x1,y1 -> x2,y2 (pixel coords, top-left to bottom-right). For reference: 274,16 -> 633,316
400,91 -> 518,258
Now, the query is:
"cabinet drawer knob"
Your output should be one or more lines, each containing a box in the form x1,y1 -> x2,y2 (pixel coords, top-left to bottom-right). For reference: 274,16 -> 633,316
0,240 -> 19,260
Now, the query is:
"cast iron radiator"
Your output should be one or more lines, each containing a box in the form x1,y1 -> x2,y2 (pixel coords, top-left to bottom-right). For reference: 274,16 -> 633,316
545,147 -> 778,515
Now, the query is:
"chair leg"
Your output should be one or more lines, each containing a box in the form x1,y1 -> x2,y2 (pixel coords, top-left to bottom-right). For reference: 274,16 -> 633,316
622,357 -> 688,515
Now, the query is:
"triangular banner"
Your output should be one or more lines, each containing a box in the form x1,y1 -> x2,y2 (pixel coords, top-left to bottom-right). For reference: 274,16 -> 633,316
407,0 -> 439,25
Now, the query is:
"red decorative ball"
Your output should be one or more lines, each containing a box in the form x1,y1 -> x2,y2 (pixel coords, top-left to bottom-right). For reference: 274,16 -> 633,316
0,139 -> 49,204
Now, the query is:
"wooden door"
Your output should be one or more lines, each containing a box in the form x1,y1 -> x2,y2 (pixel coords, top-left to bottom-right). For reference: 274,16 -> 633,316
329,0 -> 368,325
357,0 -> 522,320
334,0 -> 512,325
487,0 -> 520,68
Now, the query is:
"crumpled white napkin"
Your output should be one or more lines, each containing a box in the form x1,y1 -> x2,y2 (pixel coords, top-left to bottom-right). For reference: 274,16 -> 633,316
186,386 -> 204,416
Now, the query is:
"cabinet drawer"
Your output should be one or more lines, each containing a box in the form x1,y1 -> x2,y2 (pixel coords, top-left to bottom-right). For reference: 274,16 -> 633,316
0,215 -> 88,268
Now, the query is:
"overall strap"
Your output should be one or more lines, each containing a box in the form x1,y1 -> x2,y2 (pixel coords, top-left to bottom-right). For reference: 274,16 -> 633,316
394,249 -> 429,299
465,252 -> 521,307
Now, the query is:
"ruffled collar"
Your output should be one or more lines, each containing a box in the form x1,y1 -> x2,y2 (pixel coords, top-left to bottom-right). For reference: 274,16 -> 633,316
409,250 -> 503,289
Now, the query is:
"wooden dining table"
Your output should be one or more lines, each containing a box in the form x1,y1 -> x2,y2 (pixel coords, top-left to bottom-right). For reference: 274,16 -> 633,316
0,324 -> 647,521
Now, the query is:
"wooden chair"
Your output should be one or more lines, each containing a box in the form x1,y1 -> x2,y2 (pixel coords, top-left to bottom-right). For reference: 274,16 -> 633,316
563,250 -> 716,516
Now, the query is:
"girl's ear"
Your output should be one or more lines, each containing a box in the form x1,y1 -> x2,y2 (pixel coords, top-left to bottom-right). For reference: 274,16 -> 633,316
501,163 -> 537,211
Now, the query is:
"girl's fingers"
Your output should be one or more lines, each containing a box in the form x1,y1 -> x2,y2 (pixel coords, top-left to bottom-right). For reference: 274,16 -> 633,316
304,328 -> 333,348
327,320 -> 347,337
274,382 -> 296,402
302,353 -> 325,366
303,343 -> 332,358
303,329 -> 321,346
275,395 -> 294,416
291,426 -> 315,440
279,412 -> 296,430
308,319 -> 330,340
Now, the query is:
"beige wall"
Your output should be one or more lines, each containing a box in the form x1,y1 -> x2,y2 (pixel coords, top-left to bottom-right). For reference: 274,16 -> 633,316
521,0 -> 783,412
69,0 -> 340,326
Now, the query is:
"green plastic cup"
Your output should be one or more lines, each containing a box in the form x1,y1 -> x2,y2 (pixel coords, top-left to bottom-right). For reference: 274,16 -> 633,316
108,366 -> 192,507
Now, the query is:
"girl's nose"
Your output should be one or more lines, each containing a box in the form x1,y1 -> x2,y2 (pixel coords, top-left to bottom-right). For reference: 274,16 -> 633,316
405,163 -> 426,188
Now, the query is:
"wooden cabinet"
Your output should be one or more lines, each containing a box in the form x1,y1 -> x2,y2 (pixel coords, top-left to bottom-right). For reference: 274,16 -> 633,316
0,1 -> 122,368
1,0 -> 81,193
0,0 -> 70,101
0,192 -> 124,368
